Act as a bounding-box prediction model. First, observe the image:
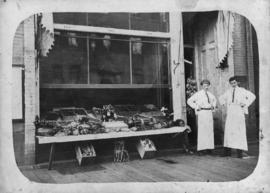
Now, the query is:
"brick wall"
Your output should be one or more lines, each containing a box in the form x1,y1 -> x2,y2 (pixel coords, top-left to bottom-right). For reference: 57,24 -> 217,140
232,14 -> 259,141
233,15 -> 248,77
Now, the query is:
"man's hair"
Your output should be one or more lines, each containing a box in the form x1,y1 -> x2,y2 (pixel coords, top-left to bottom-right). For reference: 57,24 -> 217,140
229,76 -> 237,82
200,79 -> 211,86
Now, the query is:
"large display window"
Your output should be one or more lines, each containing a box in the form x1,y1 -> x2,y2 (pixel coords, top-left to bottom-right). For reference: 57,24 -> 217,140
40,12 -> 172,115
40,31 -> 170,87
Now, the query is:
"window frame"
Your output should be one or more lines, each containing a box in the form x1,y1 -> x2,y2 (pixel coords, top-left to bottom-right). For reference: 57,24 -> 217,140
40,22 -> 172,89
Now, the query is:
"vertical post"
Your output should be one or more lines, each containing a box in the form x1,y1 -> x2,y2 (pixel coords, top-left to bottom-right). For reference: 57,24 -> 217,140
34,15 -> 40,118
245,18 -> 257,140
87,35 -> 90,84
129,39 -> 133,84
169,12 -> 186,121
24,16 -> 36,165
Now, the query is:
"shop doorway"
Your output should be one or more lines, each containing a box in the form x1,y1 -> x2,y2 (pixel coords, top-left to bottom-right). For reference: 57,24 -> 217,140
182,12 -> 197,145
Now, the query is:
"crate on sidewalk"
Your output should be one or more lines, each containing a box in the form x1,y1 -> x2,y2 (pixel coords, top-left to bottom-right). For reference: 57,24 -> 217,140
75,144 -> 96,166
136,138 -> 156,159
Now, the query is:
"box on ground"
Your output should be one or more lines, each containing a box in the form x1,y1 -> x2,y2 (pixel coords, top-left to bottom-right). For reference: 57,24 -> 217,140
136,138 -> 157,159
75,144 -> 96,166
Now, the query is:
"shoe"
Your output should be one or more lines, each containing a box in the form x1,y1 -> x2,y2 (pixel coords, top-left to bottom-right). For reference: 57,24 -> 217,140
184,148 -> 194,154
197,150 -> 205,156
206,149 -> 213,155
221,148 -> 231,157
237,150 -> 243,158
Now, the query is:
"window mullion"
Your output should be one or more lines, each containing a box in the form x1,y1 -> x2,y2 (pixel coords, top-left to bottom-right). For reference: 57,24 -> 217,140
129,39 -> 133,84
87,35 -> 90,84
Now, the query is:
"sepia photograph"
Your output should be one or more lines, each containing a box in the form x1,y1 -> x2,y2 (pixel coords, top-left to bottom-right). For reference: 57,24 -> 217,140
0,0 -> 269,192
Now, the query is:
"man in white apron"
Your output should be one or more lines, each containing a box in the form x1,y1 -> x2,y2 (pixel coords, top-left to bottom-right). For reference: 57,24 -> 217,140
219,76 -> 256,158
187,79 -> 217,155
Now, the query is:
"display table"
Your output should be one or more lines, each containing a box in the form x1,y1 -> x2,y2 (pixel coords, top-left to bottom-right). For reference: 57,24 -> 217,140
36,126 -> 188,170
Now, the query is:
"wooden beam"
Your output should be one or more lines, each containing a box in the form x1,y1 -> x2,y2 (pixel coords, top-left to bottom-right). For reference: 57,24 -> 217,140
54,23 -> 171,38
37,127 -> 188,144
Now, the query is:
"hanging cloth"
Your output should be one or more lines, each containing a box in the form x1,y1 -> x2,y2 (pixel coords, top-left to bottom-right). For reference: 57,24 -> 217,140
39,13 -> 54,57
216,11 -> 235,67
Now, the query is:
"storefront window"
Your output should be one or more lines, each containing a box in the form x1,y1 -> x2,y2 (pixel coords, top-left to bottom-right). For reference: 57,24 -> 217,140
132,38 -> 169,84
40,31 -> 88,84
40,31 -> 169,86
89,34 -> 130,84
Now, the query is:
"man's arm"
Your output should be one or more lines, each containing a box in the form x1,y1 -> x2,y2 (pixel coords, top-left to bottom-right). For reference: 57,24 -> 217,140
187,93 -> 198,110
244,89 -> 256,107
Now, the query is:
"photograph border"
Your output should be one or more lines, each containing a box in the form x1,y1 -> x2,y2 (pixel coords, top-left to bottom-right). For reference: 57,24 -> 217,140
0,0 -> 269,192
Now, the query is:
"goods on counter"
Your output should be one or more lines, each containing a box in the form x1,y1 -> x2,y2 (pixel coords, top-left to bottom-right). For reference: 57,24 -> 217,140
54,131 -> 66,137
129,127 -> 138,131
173,119 -> 186,127
114,140 -> 129,162
77,123 -> 91,135
35,114 -> 105,136
36,104 -> 189,137
101,104 -> 117,122
136,138 -> 156,159
102,121 -> 129,132
53,108 -> 79,122
36,127 -> 56,136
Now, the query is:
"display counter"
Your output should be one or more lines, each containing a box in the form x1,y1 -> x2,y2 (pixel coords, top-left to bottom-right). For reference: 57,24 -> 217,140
36,126 -> 188,170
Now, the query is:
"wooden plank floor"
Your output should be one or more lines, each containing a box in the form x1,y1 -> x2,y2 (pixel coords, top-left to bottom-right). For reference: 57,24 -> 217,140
19,143 -> 259,183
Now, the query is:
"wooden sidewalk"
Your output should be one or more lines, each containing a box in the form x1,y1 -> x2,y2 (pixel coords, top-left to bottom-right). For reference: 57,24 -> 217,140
19,143 -> 259,183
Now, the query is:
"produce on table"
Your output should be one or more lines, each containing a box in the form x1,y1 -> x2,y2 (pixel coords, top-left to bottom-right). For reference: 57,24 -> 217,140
35,105 -> 189,137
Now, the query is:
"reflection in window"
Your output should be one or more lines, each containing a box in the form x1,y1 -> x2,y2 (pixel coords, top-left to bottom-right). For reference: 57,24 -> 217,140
40,31 -> 169,86
132,38 -> 169,84
40,31 -> 88,84
89,34 -> 130,84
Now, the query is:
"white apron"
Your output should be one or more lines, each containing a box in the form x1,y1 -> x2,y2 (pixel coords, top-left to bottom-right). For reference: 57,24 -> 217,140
220,87 -> 255,151
197,110 -> 214,151
224,104 -> 247,151
187,90 -> 216,151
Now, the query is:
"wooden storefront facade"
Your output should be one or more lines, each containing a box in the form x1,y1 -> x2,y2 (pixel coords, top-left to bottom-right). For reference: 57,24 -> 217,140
12,12 -> 259,165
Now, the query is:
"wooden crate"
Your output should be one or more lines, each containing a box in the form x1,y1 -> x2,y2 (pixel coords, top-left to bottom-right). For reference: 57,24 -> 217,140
75,144 -> 96,166
136,139 -> 156,159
